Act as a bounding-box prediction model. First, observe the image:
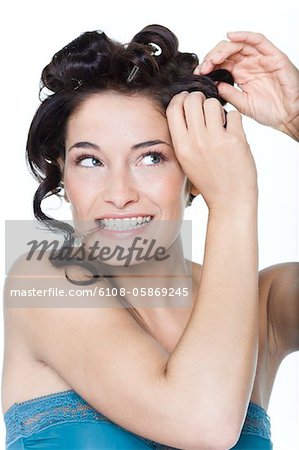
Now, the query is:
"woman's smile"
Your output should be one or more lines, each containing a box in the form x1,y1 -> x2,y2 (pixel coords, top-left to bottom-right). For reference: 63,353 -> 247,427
95,215 -> 154,240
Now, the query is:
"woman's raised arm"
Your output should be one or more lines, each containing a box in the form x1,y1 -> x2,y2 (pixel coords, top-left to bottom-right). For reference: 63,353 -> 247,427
164,91 -> 259,447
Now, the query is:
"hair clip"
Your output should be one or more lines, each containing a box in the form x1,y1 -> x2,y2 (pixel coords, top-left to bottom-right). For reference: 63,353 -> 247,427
126,41 -> 162,84
148,42 -> 162,56
71,78 -> 83,90
127,65 -> 140,83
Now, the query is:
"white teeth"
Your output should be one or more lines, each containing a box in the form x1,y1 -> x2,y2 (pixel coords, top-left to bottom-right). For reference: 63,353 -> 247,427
99,216 -> 152,230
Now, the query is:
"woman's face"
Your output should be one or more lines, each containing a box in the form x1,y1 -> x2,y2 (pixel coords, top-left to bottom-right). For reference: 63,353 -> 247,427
63,91 -> 190,264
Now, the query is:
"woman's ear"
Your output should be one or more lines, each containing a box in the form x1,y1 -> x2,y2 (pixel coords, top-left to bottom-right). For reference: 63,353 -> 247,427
57,157 -> 69,203
57,157 -> 65,175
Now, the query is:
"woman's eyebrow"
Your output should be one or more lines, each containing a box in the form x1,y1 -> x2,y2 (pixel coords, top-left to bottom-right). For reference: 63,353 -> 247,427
131,140 -> 171,150
67,140 -> 171,153
68,142 -> 100,153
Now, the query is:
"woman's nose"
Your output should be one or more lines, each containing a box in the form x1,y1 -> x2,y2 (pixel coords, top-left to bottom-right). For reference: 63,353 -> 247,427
102,169 -> 139,208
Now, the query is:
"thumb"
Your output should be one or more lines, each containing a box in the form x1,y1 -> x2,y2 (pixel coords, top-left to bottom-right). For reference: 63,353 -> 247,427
217,82 -> 246,113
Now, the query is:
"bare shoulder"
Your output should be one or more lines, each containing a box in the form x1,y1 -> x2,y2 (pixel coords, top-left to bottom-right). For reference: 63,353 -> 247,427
4,250 -> 70,313
2,252 -> 74,411
6,249 -> 65,278
258,262 -> 299,356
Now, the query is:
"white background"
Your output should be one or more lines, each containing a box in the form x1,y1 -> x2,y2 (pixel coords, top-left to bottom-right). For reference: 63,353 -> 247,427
1,1 -> 298,449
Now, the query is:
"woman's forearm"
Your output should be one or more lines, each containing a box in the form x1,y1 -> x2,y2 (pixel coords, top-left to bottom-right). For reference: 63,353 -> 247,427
164,202 -> 259,442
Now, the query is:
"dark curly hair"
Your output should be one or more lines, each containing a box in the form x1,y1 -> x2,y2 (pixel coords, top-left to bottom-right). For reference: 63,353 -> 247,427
26,24 -> 234,330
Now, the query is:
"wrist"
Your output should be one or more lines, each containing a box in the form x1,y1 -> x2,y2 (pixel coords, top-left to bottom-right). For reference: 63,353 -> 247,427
278,111 -> 299,142
208,194 -> 258,218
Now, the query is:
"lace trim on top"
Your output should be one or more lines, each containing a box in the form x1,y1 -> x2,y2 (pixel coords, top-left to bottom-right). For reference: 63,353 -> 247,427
242,402 -> 271,439
4,389 -> 271,448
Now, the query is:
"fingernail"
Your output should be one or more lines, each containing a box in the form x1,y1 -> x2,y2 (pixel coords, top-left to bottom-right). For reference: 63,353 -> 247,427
210,51 -> 221,61
199,61 -> 208,72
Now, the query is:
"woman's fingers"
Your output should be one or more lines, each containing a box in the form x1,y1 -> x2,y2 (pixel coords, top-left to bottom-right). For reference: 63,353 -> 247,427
193,30 -> 280,75
217,82 -> 246,111
167,91 -> 226,135
194,31 -> 283,75
226,31 -> 282,56
167,91 -> 255,210
183,93 -> 226,136
167,92 -> 227,155
194,41 -> 256,75
203,98 -> 226,133
183,91 -> 206,131
166,91 -> 189,145
225,110 -> 245,136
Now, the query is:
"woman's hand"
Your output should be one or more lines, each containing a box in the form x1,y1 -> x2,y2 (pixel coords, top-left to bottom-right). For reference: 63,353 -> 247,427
194,32 -> 299,141
166,91 -> 258,212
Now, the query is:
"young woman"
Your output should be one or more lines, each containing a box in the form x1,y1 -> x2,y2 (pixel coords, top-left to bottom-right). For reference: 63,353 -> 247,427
2,25 -> 298,449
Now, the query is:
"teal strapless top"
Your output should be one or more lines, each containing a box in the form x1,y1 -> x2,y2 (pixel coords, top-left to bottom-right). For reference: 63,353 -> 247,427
4,389 -> 273,449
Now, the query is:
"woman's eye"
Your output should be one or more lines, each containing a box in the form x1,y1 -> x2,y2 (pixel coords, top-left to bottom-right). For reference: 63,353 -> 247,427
77,156 -> 102,167
141,151 -> 165,166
